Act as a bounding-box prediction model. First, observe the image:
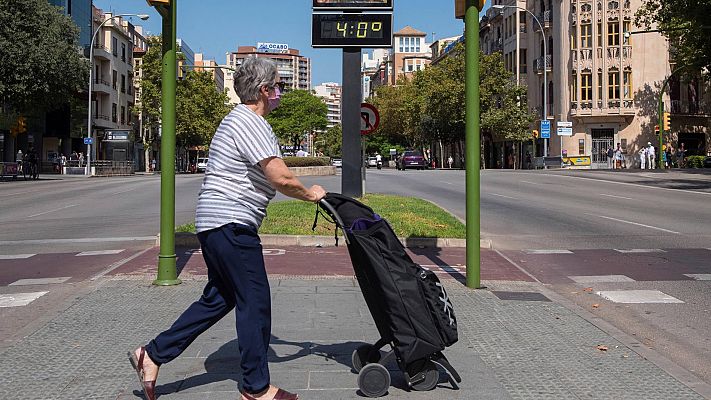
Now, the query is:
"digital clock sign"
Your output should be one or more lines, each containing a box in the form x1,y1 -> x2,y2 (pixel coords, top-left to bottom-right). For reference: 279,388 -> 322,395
312,13 -> 393,48
313,0 -> 393,10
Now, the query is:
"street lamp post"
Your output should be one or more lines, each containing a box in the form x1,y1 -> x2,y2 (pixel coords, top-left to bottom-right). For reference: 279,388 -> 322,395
87,13 -> 149,175
493,5 -> 547,157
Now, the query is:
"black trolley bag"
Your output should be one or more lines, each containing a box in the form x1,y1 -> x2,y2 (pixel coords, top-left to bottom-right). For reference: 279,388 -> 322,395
317,193 -> 461,397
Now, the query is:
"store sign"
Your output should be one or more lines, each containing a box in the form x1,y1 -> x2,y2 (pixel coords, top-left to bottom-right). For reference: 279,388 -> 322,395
104,130 -> 130,141
257,42 -> 289,54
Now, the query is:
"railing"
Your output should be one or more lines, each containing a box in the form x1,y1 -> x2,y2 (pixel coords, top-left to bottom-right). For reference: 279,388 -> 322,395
537,10 -> 552,29
670,100 -> 709,115
534,55 -> 552,74
94,114 -> 110,121
94,78 -> 111,86
520,23 -> 527,33
93,160 -> 135,176
491,38 -> 503,52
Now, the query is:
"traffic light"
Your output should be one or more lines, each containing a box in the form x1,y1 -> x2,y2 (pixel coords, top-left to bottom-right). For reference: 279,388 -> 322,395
455,0 -> 488,19
663,112 -> 671,131
17,116 -> 26,133
654,125 -> 660,137
532,130 -> 539,139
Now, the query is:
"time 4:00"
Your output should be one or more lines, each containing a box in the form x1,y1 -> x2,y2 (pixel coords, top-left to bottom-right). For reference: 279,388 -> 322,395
337,21 -> 382,38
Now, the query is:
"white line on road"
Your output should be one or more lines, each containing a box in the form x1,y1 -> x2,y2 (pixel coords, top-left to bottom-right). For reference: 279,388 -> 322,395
76,249 -> 125,257
488,193 -> 518,200
543,173 -> 711,196
520,180 -> 537,185
600,193 -> 633,200
0,190 -> 34,198
111,187 -> 139,195
26,204 -> 78,218
588,214 -> 681,234
614,249 -> 667,253
9,277 -> 71,286
91,247 -> 152,280
523,249 -> 574,254
0,237 -> 157,246
0,291 -> 48,307
0,254 -> 35,260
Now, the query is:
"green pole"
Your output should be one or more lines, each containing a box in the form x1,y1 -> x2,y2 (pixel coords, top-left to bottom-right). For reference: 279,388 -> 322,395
465,0 -> 482,289
155,0 -> 180,286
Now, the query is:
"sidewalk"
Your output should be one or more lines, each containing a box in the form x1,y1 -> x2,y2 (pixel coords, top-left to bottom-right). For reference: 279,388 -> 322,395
0,271 -> 707,400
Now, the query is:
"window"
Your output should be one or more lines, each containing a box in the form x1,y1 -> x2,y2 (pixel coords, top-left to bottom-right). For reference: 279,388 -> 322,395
581,70 -> 593,101
608,70 -> 620,100
112,70 -> 117,89
398,37 -> 403,52
112,36 -> 118,56
598,70 -> 603,102
621,138 -> 627,152
571,28 -> 577,50
581,24 -> 592,48
520,49 -> 527,73
579,139 -> 585,155
571,73 -> 577,101
121,43 -> 126,62
112,103 -> 117,122
120,106 -> 126,125
597,23 -> 603,47
121,74 -> 126,93
623,20 -> 631,44
623,69 -> 632,99
607,23 -> 620,46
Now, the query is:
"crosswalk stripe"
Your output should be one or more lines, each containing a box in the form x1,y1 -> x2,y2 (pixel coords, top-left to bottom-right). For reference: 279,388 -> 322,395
76,249 -> 125,257
0,291 -> 48,307
9,277 -> 71,286
614,249 -> 666,253
0,254 -> 36,260
523,249 -> 574,254
684,274 -> 711,281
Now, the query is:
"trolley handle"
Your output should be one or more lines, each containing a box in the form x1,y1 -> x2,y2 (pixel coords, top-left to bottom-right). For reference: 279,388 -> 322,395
318,197 -> 350,246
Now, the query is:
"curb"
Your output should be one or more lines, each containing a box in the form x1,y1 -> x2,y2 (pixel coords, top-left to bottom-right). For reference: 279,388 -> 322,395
166,233 -> 491,249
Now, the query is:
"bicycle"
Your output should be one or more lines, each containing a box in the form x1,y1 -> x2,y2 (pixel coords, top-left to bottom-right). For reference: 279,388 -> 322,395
22,160 -> 39,180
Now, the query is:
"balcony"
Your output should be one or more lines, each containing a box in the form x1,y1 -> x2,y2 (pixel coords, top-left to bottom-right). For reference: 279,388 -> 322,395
534,55 -> 552,74
491,38 -> 503,53
93,114 -> 113,129
93,78 -> 112,95
536,10 -> 552,30
671,100 -> 710,116
570,99 -> 635,116
93,43 -> 111,61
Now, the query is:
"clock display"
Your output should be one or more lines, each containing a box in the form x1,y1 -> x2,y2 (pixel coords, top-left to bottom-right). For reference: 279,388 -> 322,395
312,13 -> 393,48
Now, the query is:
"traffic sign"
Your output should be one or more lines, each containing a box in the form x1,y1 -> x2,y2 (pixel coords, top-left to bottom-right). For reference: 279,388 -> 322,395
360,103 -> 380,135
540,120 -> 551,139
83,137 -> 94,145
557,121 -> 572,128
557,127 -> 573,136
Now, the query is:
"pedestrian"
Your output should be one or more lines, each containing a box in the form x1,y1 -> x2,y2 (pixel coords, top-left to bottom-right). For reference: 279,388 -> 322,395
128,58 -> 323,400
525,151 -> 532,169
614,143 -> 623,169
16,149 -> 23,163
78,152 -> 84,167
606,146 -> 615,169
151,158 -> 157,172
447,155 -> 453,169
646,142 -> 656,169
665,144 -> 673,169
639,147 -> 647,169
676,143 -> 686,168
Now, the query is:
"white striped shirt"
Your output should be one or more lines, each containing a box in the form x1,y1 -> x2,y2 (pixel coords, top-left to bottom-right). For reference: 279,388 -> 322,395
195,104 -> 281,233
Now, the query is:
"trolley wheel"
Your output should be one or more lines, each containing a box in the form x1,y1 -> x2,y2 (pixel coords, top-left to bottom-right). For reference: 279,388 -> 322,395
352,344 -> 381,372
410,361 -> 440,391
358,363 -> 390,398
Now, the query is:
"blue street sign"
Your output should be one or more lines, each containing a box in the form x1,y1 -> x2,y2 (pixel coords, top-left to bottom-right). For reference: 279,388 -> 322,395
83,137 -> 94,145
540,120 -> 551,139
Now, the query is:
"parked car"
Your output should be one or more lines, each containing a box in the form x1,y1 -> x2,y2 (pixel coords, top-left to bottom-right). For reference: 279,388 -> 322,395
366,156 -> 378,168
397,150 -> 426,170
331,158 -> 343,168
196,157 -> 208,172
704,156 -> 711,168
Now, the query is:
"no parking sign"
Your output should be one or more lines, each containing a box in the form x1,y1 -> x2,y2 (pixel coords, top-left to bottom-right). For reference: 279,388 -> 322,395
360,103 -> 380,135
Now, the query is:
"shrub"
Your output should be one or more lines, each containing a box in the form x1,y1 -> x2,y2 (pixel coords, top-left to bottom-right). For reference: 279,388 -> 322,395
282,156 -> 330,167
685,156 -> 705,168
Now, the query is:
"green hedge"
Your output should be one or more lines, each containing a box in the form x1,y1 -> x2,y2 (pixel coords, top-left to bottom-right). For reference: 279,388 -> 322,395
283,156 -> 330,167
685,156 -> 705,168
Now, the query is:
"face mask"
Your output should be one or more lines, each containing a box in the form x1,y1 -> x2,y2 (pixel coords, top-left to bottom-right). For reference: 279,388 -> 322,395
267,86 -> 281,112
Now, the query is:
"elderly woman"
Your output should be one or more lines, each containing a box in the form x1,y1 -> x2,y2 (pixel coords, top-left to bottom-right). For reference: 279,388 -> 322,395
129,57 -> 325,400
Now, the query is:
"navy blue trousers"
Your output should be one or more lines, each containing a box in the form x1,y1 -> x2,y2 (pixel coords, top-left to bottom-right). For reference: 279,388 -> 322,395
145,223 -> 272,394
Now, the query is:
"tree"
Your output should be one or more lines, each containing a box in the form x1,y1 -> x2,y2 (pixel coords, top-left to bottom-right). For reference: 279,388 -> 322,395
176,70 -> 231,149
636,0 -> 711,72
135,36 -> 163,135
266,90 -> 328,151
0,0 -> 88,113
321,123 -> 342,157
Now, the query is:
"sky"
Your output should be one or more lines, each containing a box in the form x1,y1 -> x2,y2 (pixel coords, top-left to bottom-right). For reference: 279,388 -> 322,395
93,0 -> 490,85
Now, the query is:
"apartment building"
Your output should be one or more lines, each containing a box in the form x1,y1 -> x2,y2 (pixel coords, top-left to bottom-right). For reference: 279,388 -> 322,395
314,82 -> 342,130
129,25 -> 151,172
224,43 -> 312,104
479,0 -> 709,168
194,53 -> 226,93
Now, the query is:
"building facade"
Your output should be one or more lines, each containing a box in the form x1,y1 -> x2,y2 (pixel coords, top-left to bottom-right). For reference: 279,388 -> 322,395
314,82 -> 342,130
479,0 -> 710,168
224,44 -> 312,104
48,0 -> 92,50
194,53 -> 226,93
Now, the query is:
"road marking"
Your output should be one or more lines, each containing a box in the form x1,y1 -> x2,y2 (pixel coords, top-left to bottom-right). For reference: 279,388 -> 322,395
0,254 -> 35,260
600,193 -> 633,200
614,249 -> 667,253
91,248 -> 153,280
263,249 -> 286,256
588,214 -> 681,234
9,277 -> 71,286
0,237 -> 156,245
569,275 -> 635,283
523,249 -> 574,254
488,193 -> 518,200
26,204 -> 78,218
684,274 -> 711,281
596,290 -> 684,304
494,249 -> 543,284
0,190 -> 34,198
76,249 -> 125,257
0,291 -> 48,307
111,187 -> 138,195
520,180 -> 537,185
543,173 -> 711,196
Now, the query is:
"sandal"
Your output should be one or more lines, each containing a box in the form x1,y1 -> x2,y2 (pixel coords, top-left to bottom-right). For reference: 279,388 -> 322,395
242,387 -> 299,400
127,347 -> 157,400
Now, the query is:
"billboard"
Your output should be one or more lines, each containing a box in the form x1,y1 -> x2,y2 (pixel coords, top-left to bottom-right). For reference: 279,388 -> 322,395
313,0 -> 393,10
257,42 -> 289,54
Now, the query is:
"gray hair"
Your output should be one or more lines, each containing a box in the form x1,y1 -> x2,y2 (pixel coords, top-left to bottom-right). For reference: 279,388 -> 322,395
233,57 -> 278,103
